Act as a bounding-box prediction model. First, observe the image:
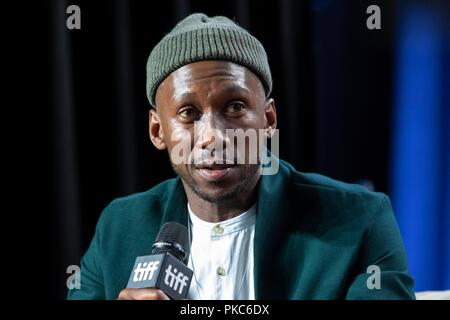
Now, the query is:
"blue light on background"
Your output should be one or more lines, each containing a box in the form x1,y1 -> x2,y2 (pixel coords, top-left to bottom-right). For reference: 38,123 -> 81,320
391,3 -> 450,291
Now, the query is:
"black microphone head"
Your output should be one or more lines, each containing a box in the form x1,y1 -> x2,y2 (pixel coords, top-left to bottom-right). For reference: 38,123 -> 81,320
152,222 -> 189,263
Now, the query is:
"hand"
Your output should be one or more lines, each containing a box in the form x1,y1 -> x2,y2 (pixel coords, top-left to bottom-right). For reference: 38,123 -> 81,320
117,288 -> 170,300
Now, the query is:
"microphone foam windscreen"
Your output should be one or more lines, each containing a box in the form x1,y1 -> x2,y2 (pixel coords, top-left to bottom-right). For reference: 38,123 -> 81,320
152,222 -> 189,262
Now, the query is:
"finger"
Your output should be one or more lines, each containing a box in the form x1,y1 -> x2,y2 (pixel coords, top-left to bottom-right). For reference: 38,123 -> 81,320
118,288 -> 170,300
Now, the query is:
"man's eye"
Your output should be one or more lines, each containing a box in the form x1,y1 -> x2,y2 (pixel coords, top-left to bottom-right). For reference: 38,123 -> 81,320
178,107 -> 199,119
226,102 -> 246,113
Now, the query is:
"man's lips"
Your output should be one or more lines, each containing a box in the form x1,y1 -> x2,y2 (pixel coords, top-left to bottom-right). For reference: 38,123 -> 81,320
193,163 -> 238,181
194,163 -> 236,169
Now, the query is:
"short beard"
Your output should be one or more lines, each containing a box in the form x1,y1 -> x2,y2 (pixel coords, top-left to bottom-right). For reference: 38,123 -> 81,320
172,163 -> 261,204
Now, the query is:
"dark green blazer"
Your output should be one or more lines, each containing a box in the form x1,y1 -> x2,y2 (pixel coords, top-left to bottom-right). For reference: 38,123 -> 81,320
67,159 -> 415,300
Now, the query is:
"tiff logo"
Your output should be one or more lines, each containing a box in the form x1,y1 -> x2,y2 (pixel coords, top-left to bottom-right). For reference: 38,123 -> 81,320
164,265 -> 189,295
133,261 -> 160,282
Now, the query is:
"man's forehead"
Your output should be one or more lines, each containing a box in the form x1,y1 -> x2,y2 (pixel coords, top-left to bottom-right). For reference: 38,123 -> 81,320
157,60 -> 263,98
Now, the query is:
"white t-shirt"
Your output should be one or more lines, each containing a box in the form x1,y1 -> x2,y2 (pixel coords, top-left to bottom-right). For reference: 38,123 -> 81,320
187,202 -> 256,300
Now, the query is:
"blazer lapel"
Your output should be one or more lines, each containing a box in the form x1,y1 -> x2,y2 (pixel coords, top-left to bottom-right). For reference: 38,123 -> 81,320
160,177 -> 189,228
254,158 -> 292,299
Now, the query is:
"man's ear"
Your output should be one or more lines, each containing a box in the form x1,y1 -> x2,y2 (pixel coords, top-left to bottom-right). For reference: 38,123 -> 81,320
149,108 -> 167,150
264,98 -> 277,137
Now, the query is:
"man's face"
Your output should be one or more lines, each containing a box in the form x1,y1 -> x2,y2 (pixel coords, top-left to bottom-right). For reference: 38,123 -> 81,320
150,60 -> 276,204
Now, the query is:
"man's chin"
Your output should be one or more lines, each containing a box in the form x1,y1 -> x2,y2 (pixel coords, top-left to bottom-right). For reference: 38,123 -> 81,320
173,163 -> 261,204
190,183 -> 241,204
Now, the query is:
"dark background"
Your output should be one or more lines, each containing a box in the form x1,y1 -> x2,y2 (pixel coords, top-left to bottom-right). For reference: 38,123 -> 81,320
33,0 -> 449,299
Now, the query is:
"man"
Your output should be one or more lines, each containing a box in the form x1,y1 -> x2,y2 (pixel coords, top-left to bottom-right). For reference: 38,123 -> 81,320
67,13 -> 415,300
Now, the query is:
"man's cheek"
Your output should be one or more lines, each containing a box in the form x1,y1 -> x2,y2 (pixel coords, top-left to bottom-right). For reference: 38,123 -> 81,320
167,128 -> 193,166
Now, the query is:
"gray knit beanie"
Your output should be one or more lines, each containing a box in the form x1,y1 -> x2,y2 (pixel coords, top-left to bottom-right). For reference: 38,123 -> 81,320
146,13 -> 272,106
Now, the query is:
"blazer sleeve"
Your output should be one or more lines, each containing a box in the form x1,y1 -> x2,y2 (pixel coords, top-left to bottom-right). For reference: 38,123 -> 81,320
345,195 -> 416,300
67,215 -> 106,300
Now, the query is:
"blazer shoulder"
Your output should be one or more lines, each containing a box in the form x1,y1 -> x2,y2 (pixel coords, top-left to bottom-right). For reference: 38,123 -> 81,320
282,161 -> 389,221
290,167 -> 386,201
97,177 -> 179,227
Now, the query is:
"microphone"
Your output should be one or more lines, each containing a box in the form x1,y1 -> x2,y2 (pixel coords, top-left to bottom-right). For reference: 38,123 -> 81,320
126,222 -> 193,299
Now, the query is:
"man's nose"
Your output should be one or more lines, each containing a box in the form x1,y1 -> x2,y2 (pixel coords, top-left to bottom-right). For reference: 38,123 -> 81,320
194,113 -> 229,150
